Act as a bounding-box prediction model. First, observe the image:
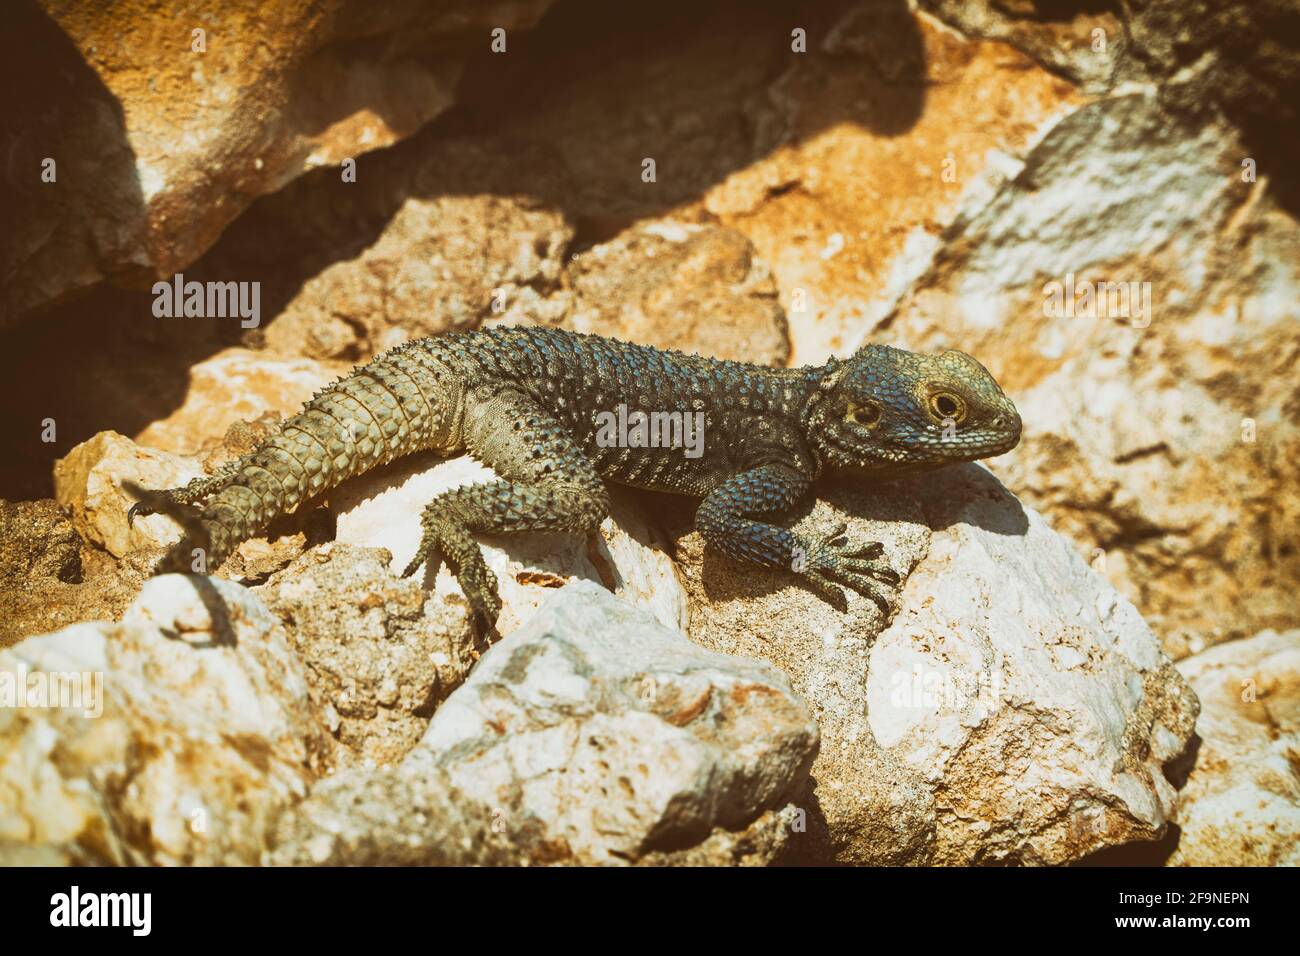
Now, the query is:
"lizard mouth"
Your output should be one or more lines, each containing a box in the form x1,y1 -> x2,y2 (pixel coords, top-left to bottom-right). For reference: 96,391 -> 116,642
828,418 -> 1021,476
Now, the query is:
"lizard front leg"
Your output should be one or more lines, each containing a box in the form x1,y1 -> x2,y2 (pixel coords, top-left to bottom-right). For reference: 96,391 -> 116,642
694,463 -> 899,614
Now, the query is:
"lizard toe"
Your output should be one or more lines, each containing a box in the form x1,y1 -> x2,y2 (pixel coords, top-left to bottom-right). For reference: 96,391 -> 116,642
126,501 -> 153,528
839,558 -> 900,587
829,569 -> 893,617
842,540 -> 885,561
801,570 -> 849,609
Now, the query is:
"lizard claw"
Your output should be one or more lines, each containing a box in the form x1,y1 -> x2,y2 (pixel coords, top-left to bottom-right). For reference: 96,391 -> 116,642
124,481 -> 162,528
401,527 -> 444,581
400,533 -> 501,635
458,564 -> 502,636
795,525 -> 899,617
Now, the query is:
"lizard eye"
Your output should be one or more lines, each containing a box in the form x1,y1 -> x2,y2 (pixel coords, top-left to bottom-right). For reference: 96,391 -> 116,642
928,391 -> 966,424
845,402 -> 881,427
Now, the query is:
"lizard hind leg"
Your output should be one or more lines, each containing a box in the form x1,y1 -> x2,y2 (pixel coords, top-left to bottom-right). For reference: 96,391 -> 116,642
400,388 -> 610,631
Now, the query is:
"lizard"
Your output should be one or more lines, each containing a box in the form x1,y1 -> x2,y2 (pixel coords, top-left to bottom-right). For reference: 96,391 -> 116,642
127,326 -> 1022,629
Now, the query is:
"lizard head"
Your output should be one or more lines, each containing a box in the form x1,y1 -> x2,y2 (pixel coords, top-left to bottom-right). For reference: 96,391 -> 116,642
806,344 -> 1022,476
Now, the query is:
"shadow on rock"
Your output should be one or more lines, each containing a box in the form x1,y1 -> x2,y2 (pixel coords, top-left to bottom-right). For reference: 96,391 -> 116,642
0,0 -> 928,499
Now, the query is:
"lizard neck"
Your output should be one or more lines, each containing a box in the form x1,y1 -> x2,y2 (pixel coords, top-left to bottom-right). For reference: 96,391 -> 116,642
796,357 -> 844,479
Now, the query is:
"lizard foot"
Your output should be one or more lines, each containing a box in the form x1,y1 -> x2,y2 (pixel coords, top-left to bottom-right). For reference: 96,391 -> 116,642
124,481 -> 164,528
401,525 -> 502,634
124,481 -> 190,528
795,522 -> 899,617
126,500 -> 155,527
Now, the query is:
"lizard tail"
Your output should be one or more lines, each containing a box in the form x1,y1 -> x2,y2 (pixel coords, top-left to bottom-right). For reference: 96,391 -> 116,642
138,350 -> 439,574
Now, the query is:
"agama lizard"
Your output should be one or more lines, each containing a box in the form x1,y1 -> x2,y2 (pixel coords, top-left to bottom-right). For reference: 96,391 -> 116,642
127,327 -> 1021,627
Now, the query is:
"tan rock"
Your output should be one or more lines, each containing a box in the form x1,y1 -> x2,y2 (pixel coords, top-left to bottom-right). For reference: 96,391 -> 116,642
918,0 -> 1125,92
134,348 -> 339,455
254,545 -> 477,768
265,192 -> 574,361
875,92 -> 1300,656
669,465 -> 1197,865
1168,630 -> 1300,866
6,0 -> 557,325
701,6 -> 1082,365
53,431 -> 204,558
562,221 -> 788,365
271,583 -> 816,865
0,575 -> 328,865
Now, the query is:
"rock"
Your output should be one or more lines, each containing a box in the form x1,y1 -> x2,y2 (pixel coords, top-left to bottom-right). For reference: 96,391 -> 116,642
0,575 -> 328,864
53,431 -> 204,558
669,464 -> 1198,865
1126,1 -> 1300,204
254,544 -> 477,768
562,221 -> 788,365
922,0 -> 1300,167
4,0 -> 558,326
269,750 -> 796,867
0,499 -> 81,587
1168,630 -> 1300,866
134,349 -> 340,455
330,452 -> 689,635
422,582 -> 817,860
701,3 -> 1081,365
877,91 -> 1300,656
270,582 -> 817,865
265,756 -> 513,866
917,1 -> 1127,93
0,499 -> 149,649
265,193 -> 574,361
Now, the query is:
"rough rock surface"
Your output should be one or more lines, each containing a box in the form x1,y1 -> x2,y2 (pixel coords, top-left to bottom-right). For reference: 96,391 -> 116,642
875,90 -> 1300,657
53,431 -> 205,559
1168,630 -> 1300,866
254,544 -> 477,768
331,452 -> 689,636
699,4 -> 1082,366
265,194 -> 574,361
668,465 -> 1198,865
259,202 -> 786,367
922,0 -> 1300,175
559,221 -> 788,365
917,0 -> 1127,93
0,575 -> 328,865
0,499 -> 150,649
4,0 -> 557,325
134,349 -> 340,455
270,582 -> 817,865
